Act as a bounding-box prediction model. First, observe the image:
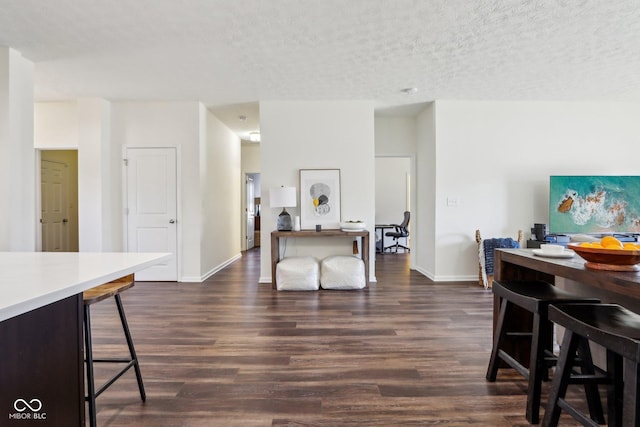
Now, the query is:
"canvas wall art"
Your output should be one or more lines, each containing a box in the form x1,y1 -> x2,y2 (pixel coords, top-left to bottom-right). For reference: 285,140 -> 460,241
549,175 -> 640,234
299,169 -> 341,230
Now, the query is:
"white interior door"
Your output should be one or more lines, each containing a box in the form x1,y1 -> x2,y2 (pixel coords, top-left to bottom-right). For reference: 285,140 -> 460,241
126,147 -> 178,281
246,176 -> 255,249
41,160 -> 69,252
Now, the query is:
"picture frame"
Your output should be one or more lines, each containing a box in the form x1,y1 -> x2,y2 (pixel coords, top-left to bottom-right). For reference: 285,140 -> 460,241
299,169 -> 341,230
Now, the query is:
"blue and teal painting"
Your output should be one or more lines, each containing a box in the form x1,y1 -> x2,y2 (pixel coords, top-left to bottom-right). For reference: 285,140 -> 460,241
549,176 -> 640,234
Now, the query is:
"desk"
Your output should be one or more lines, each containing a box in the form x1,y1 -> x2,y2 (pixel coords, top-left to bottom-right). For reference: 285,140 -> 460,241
271,230 -> 370,289
0,252 -> 170,426
494,248 -> 640,365
375,224 -> 395,254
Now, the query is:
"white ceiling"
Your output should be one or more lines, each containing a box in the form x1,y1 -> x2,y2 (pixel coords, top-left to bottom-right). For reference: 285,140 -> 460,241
1,0 -> 639,140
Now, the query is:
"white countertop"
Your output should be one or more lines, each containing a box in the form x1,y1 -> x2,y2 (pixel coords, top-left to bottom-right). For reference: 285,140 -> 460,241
0,252 -> 171,321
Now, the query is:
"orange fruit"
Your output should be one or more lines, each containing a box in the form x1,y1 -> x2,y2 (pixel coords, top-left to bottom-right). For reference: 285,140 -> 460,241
623,243 -> 638,250
604,244 -> 622,250
601,236 -> 623,249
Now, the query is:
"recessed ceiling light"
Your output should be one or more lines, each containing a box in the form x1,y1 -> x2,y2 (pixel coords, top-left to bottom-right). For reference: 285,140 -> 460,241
401,87 -> 418,95
249,131 -> 261,142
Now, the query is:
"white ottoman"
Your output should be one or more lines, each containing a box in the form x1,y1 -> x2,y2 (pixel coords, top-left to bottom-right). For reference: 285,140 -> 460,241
275,256 -> 320,291
320,255 -> 366,290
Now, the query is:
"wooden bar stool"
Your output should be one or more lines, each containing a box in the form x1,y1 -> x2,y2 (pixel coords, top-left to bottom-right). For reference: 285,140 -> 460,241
543,303 -> 640,427
83,275 -> 145,427
486,280 -> 603,424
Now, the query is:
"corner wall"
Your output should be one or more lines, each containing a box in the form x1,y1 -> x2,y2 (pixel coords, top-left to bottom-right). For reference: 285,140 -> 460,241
259,100 -> 376,283
415,103 -> 436,279
200,109 -> 242,279
0,47 -> 35,251
425,100 -> 640,281
35,100 -> 243,282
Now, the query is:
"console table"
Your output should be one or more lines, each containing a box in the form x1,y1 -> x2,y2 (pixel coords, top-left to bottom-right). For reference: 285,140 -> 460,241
270,230 -> 370,289
0,252 -> 170,426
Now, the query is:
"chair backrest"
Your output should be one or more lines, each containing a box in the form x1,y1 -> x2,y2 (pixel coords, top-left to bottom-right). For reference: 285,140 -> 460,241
475,229 -> 524,288
399,211 -> 410,233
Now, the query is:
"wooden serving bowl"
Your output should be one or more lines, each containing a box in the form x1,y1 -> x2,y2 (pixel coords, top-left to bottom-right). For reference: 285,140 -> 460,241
568,243 -> 640,272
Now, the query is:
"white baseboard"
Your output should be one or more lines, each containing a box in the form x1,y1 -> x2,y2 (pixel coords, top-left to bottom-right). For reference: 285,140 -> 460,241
413,266 -> 476,282
180,253 -> 243,283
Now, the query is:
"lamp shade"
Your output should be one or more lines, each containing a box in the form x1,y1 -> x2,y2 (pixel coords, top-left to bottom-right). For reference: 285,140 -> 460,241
269,187 -> 296,208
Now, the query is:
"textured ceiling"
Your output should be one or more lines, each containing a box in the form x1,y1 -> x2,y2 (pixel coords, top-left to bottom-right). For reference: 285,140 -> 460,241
1,0 -> 639,139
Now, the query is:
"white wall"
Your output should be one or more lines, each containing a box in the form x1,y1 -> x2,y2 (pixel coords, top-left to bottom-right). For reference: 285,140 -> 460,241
375,157 -> 410,225
242,143 -> 261,174
0,47 -> 35,251
415,103 -> 437,278
77,98 -> 112,251
35,100 -> 243,282
421,100 -> 640,281
111,101 -> 202,279
35,102 -> 78,149
200,109 -> 242,279
259,100 -> 376,282
375,116 -> 416,155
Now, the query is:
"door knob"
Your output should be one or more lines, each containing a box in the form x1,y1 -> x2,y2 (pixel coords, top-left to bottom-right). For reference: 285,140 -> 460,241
169,219 -> 175,224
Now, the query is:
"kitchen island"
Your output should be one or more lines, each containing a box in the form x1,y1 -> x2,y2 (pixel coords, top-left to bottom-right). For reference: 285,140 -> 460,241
0,252 -> 170,427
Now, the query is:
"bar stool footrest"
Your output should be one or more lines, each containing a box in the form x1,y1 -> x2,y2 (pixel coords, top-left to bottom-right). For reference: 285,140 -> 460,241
558,399 -> 600,427
88,360 -> 139,399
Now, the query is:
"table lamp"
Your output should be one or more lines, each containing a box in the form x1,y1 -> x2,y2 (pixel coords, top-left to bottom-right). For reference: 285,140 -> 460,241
270,186 -> 296,231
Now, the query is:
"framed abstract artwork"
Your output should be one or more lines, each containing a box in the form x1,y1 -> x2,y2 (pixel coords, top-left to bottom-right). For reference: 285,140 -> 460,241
299,169 -> 341,230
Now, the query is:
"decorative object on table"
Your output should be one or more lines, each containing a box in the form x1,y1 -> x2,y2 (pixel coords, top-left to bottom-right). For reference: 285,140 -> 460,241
269,186 -> 296,231
531,223 -> 547,241
293,215 -> 301,231
569,240 -> 640,271
538,244 -> 565,255
299,169 -> 341,230
340,220 -> 366,231
476,229 -> 524,289
532,247 -> 575,259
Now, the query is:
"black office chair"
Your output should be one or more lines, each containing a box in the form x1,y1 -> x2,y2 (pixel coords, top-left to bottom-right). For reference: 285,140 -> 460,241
384,211 -> 410,253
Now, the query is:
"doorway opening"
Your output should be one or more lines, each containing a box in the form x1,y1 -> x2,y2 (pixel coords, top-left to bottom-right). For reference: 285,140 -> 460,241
375,156 -> 412,256
40,149 -> 79,252
245,173 -> 261,250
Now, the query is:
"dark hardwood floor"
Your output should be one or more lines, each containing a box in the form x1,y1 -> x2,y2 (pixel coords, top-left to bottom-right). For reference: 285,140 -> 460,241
88,249 -> 588,426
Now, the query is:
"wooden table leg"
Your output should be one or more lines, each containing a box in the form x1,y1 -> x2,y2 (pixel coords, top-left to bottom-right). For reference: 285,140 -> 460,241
271,234 -> 280,290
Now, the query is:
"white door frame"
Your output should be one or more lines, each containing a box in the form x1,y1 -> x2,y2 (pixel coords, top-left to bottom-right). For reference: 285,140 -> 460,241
122,145 -> 182,281
246,175 -> 255,250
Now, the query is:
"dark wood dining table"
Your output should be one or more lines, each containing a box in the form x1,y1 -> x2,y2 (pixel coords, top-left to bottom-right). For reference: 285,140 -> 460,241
493,248 -> 640,366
